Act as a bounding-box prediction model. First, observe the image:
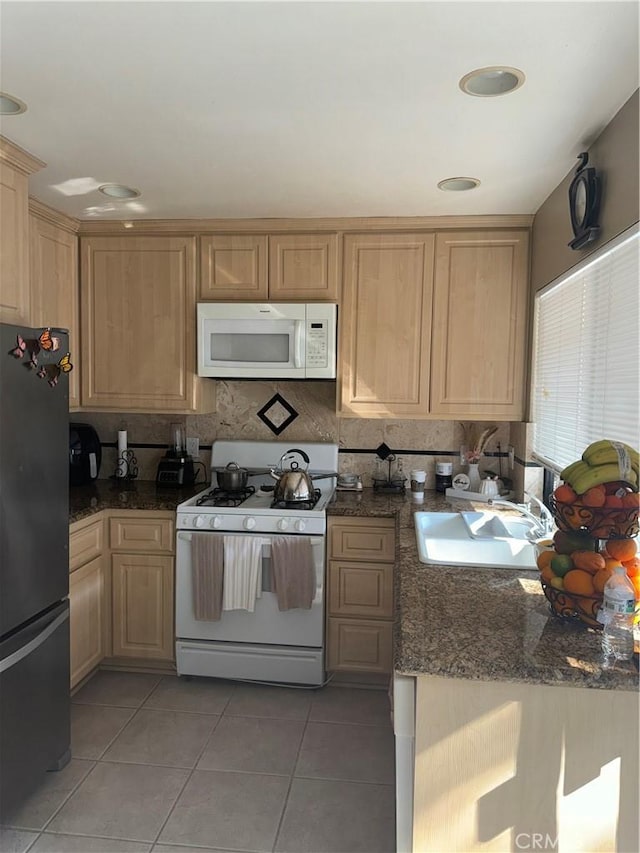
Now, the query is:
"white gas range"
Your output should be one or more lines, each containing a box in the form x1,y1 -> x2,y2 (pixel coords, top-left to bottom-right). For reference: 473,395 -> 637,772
175,440 -> 338,686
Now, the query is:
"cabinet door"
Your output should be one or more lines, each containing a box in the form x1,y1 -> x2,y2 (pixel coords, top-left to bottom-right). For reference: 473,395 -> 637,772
269,234 -> 338,301
0,159 -> 31,325
80,236 -> 214,413
30,215 -> 80,407
430,231 -> 529,419
111,553 -> 174,660
69,555 -> 105,688
199,235 -> 268,300
327,618 -> 393,673
339,233 -> 435,417
329,561 -> 394,618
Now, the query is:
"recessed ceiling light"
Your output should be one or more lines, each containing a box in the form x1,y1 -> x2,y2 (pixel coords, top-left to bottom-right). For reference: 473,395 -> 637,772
0,92 -> 27,115
437,177 -> 481,192
98,184 -> 141,199
459,66 -> 525,97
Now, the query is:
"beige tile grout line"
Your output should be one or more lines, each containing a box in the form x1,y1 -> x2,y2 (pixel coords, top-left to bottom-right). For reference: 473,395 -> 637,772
270,689 -> 314,853
149,680 -> 238,848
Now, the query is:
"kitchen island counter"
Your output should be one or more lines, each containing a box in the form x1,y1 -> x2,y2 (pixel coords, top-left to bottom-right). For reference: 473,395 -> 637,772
327,489 -> 638,692
69,479 -> 204,524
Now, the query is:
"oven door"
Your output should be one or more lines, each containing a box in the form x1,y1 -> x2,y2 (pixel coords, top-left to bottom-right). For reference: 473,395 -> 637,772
175,532 -> 325,647
197,303 -> 306,378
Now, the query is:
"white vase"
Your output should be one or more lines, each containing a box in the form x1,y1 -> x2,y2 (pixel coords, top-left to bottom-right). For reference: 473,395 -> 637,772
468,463 -> 481,492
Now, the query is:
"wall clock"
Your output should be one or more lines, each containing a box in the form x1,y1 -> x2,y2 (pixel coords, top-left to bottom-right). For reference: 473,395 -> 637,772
568,151 -> 601,250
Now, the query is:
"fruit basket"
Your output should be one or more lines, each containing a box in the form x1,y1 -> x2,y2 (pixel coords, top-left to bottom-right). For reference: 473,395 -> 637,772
540,581 -> 603,629
549,496 -> 639,539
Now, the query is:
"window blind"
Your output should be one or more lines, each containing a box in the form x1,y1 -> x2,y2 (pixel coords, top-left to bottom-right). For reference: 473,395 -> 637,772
531,225 -> 639,473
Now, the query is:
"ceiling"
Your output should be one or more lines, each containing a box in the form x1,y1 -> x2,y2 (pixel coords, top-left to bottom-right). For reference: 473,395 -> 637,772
1,1 -> 638,221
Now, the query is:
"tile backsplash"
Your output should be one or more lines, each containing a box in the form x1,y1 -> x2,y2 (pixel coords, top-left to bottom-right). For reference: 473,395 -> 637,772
78,380 -> 530,491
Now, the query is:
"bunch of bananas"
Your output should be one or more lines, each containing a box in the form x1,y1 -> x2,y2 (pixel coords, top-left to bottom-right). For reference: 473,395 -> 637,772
560,440 -> 639,495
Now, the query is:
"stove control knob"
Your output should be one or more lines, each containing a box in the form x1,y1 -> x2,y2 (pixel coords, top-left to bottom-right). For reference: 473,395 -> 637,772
244,517 -> 256,530
210,516 -> 223,529
277,518 -> 289,531
295,519 -> 306,532
193,515 -> 205,528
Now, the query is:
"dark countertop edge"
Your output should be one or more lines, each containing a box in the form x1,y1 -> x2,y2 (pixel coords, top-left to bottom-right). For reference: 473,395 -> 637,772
69,479 -> 203,525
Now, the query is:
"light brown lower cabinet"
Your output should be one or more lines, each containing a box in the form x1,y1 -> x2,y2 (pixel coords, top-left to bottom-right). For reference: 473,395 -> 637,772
111,553 -> 174,660
326,517 -> 395,674
69,515 -> 106,689
69,555 -> 106,688
109,512 -> 175,663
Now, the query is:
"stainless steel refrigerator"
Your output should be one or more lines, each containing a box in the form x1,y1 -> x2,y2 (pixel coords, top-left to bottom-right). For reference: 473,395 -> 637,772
0,323 -> 71,820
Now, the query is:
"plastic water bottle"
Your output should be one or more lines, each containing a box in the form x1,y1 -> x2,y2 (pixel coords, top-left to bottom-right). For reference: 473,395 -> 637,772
599,566 -> 636,661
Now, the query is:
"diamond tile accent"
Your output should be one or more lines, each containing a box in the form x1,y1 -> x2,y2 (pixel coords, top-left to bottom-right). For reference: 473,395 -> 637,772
257,393 -> 299,435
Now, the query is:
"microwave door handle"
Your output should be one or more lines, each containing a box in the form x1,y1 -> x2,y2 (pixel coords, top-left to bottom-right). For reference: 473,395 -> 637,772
293,320 -> 304,368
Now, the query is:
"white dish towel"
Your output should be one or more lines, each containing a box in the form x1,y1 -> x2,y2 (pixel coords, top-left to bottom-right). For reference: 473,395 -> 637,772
222,535 -> 264,612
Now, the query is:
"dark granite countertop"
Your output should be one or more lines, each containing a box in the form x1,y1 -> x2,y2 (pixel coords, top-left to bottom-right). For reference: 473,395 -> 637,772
69,479 -> 206,524
328,489 -> 639,692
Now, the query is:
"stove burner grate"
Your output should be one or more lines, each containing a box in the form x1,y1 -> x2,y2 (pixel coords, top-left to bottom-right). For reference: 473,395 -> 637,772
196,485 -> 256,507
270,489 -> 321,511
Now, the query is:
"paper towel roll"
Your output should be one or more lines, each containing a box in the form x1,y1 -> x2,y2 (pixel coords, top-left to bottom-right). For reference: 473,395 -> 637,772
116,430 -> 127,478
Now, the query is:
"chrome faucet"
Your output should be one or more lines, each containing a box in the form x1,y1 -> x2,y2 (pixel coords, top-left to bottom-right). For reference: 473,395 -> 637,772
487,494 -> 555,540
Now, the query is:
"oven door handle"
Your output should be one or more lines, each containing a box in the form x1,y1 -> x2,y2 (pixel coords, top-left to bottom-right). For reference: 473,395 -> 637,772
178,532 -> 193,541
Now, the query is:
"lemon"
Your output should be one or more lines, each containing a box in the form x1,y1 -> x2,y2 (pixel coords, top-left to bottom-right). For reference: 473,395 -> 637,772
550,576 -> 565,590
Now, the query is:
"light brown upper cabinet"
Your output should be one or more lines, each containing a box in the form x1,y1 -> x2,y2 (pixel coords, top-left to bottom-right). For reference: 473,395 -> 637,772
80,235 -> 215,413
430,230 -> 529,420
0,137 -> 44,325
29,205 -> 80,408
338,233 -> 435,417
199,233 -> 338,301
338,229 -> 529,420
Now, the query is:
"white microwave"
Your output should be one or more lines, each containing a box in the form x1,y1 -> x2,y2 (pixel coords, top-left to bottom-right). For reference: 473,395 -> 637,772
197,303 -> 337,379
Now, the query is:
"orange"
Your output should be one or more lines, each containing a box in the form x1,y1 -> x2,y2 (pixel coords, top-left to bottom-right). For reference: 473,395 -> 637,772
554,483 -> 577,503
563,569 -> 596,597
621,491 -> 640,508
593,567 -> 615,593
622,556 -> 640,578
540,564 -> 555,584
602,557 -> 625,572
604,494 -> 624,508
536,550 -> 555,572
605,538 -> 637,563
582,486 -> 607,508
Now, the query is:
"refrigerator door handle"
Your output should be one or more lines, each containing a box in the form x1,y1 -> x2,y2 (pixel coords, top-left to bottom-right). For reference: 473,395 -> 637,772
0,609 -> 69,674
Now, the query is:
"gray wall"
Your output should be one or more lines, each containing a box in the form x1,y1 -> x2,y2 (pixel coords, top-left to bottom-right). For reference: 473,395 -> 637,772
531,89 -> 639,293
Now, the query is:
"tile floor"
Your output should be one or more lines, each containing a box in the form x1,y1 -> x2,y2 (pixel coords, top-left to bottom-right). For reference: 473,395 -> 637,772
1,672 -> 396,853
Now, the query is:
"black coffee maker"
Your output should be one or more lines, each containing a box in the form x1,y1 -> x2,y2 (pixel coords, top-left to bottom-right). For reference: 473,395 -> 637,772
156,423 -> 195,487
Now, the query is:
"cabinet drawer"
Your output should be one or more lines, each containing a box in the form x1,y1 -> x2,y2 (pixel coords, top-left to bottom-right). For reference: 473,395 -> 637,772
109,516 -> 174,553
329,518 -> 395,562
69,518 -> 103,572
327,618 -> 393,674
329,561 -> 393,618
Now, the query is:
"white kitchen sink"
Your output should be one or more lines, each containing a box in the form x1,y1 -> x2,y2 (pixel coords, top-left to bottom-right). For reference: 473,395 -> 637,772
414,512 -> 538,570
